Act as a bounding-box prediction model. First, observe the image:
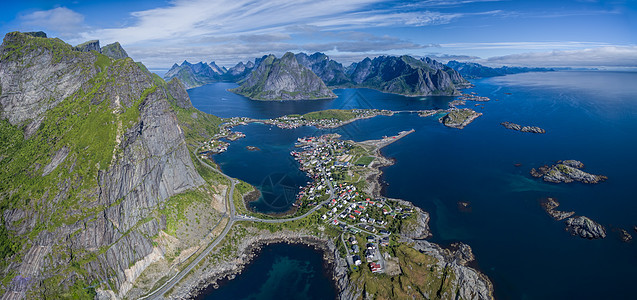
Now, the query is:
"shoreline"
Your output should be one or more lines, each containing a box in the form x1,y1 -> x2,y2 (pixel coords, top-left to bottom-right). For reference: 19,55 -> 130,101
174,129 -> 493,300
169,231 -> 349,299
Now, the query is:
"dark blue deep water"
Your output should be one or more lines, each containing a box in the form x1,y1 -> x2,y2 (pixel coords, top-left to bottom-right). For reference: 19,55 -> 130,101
190,71 -> 637,299
198,243 -> 336,300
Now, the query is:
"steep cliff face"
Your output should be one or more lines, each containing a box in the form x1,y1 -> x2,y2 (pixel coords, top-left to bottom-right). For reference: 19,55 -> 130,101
231,52 -> 336,100
207,61 -> 225,75
349,55 -> 469,96
221,60 -> 255,82
0,32 -> 211,299
163,60 -> 220,89
295,52 -> 351,86
100,42 -> 128,60
74,40 -> 101,53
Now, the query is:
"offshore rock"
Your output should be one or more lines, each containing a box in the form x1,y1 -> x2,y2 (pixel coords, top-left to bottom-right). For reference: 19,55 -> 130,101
530,160 -> 607,184
540,197 -> 575,221
501,121 -> 546,134
440,108 -> 482,129
231,52 -> 336,100
620,229 -> 632,242
565,216 -> 606,239
619,229 -> 632,242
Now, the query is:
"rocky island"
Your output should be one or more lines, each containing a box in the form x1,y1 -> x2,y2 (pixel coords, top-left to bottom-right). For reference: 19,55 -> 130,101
501,121 -> 546,133
440,108 -> 483,129
565,216 -> 606,239
530,160 -> 607,184
540,198 -> 575,220
230,52 -> 337,100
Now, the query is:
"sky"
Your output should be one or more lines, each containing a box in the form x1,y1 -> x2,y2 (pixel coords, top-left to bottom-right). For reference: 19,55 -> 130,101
1,0 -> 636,70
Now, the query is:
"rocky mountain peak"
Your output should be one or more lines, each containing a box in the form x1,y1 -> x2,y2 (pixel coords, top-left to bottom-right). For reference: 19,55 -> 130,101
100,41 -> 129,59
74,39 -> 101,52
230,53 -> 336,100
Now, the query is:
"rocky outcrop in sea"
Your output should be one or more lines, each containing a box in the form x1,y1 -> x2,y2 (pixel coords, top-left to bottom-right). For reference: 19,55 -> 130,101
531,160 -> 607,184
620,229 -> 632,242
501,121 -> 546,134
540,198 -> 575,221
440,108 -> 482,129
564,216 -> 606,239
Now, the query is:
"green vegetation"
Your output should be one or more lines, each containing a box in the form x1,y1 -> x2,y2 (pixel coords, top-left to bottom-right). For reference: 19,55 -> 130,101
152,75 -> 223,149
355,156 -> 374,166
1,32 -> 77,63
348,243 -> 456,300
161,188 -> 210,236
302,109 -> 356,121
0,221 -> 18,260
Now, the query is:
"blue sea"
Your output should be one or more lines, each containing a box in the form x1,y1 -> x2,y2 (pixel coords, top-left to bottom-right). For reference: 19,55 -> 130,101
192,71 -> 637,299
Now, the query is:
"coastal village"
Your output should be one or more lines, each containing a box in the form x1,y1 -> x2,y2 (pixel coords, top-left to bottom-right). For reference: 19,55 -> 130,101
287,132 -> 417,274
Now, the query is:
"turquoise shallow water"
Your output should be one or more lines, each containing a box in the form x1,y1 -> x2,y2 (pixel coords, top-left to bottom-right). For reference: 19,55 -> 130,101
192,71 -> 637,299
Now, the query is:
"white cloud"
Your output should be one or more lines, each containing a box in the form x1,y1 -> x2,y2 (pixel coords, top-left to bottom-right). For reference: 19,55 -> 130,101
72,0 -> 468,67
19,7 -> 86,39
484,46 -> 637,68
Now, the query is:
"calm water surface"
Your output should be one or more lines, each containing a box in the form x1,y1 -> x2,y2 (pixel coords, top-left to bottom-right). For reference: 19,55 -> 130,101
190,71 -> 637,299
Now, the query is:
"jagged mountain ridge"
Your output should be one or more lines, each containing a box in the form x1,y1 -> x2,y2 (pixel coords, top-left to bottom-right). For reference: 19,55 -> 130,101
0,32 -> 222,298
294,52 -> 351,86
447,60 -> 555,79
348,55 -> 470,96
167,52 -> 470,97
230,52 -> 337,100
164,60 -> 222,89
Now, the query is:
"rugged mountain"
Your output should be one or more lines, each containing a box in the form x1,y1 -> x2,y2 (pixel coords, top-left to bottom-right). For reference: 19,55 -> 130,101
221,60 -> 255,82
74,40 -> 101,52
100,42 -> 129,60
446,60 -> 554,79
0,32 -> 223,299
230,52 -> 336,100
349,55 -> 470,96
163,60 -> 220,89
208,61 -> 225,75
295,52 -> 351,86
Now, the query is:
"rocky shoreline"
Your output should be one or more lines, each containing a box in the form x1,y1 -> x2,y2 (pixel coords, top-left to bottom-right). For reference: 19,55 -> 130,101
170,133 -> 494,300
541,198 -> 575,221
169,230 -> 354,299
531,160 -> 607,184
564,216 -> 606,239
501,121 -> 546,134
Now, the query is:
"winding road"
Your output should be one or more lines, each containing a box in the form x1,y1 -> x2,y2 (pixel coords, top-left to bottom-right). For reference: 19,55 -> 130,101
142,150 -> 336,299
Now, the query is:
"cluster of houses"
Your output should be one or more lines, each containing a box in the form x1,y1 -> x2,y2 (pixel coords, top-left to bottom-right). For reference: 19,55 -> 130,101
457,92 -> 490,102
263,109 -> 394,129
200,139 -> 229,155
347,235 -> 385,273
